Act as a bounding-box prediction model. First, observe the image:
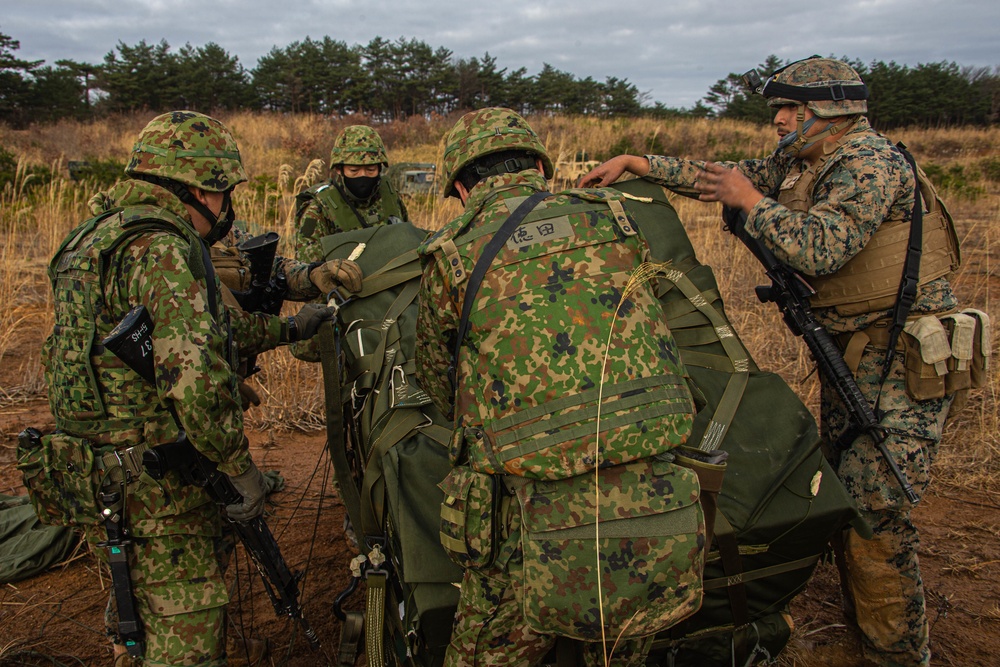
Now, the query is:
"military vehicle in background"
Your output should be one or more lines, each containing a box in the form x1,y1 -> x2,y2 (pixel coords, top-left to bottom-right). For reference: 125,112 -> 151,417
386,162 -> 437,198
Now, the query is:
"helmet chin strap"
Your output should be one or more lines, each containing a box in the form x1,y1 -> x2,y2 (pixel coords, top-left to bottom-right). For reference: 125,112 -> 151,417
778,104 -> 859,157
135,174 -> 234,243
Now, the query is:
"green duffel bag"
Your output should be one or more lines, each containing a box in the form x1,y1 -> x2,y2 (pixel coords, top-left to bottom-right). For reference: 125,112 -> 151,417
317,221 -> 462,667
610,178 -> 864,666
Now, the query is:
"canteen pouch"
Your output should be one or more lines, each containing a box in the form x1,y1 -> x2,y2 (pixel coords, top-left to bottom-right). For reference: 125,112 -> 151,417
516,458 -> 705,641
901,316 -> 952,400
16,429 -> 106,527
438,466 -> 501,569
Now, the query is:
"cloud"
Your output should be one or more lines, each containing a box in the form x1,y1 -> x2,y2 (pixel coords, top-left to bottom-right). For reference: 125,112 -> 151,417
3,0 -> 998,108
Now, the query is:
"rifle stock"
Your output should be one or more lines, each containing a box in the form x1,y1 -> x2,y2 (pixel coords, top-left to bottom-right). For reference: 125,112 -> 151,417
103,305 -> 321,648
722,206 -> 919,504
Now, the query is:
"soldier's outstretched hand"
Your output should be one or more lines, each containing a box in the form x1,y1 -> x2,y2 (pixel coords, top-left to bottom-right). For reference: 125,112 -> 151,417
578,155 -> 651,187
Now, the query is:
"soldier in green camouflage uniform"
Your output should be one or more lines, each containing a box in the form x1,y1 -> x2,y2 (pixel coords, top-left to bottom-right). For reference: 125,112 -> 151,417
294,125 -> 409,264
415,108 -> 701,666
43,111 -> 333,666
583,58 -> 965,667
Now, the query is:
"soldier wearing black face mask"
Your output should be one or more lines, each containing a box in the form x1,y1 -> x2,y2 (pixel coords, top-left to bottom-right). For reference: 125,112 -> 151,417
294,125 -> 409,265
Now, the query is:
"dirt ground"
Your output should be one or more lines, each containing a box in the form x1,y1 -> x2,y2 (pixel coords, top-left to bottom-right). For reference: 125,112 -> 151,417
1,343 -> 998,666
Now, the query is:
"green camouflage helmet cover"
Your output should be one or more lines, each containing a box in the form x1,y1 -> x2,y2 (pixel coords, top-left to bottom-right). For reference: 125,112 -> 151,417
330,125 -> 389,167
764,58 -> 868,118
125,111 -> 248,191
441,107 -> 554,198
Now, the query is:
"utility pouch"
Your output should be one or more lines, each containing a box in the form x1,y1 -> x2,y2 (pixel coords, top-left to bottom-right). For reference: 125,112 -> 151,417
962,308 -> 991,389
901,315 -> 952,400
940,309 -> 992,412
16,429 -> 107,527
673,447 -> 728,549
209,244 -> 250,293
516,458 -> 704,641
438,466 -> 501,570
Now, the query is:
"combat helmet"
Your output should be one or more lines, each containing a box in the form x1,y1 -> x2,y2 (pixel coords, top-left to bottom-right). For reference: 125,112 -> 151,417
330,126 -> 389,167
126,110 -> 247,192
762,57 -> 868,117
441,107 -> 554,198
126,111 -> 247,243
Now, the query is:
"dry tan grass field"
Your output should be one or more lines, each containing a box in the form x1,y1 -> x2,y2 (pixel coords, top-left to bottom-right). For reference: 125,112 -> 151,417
0,112 -> 997,666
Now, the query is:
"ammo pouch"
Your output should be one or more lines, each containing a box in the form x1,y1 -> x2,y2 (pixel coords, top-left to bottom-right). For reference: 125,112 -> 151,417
901,309 -> 991,405
514,457 -> 705,641
16,430 -> 108,527
438,466 -> 502,570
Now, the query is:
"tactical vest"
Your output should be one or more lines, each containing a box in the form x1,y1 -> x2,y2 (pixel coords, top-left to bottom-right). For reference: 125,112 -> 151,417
296,177 -> 406,235
44,205 -> 221,446
443,191 -> 695,479
777,134 -> 961,316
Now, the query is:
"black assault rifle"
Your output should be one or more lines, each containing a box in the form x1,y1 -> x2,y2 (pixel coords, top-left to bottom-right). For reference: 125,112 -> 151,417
103,305 -> 320,649
721,206 -> 919,504
229,232 -> 289,376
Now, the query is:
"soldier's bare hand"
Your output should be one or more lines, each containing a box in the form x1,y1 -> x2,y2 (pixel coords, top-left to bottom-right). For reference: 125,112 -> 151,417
693,162 -> 764,212
578,155 -> 650,187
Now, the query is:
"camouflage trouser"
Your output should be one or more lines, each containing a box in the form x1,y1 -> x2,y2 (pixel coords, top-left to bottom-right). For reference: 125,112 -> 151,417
822,345 -> 953,667
445,496 -> 653,667
85,501 -> 230,667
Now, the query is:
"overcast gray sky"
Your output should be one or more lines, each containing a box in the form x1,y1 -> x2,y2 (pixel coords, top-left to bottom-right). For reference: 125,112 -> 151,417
3,0 -> 998,108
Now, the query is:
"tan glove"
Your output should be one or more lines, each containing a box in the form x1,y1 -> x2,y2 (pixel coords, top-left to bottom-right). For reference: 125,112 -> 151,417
225,461 -> 267,521
309,259 -> 363,294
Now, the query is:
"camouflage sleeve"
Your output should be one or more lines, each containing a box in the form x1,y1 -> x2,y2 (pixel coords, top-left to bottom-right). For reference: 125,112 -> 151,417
274,254 -> 321,301
645,154 -> 786,197
118,232 -> 251,476
228,305 -> 286,355
743,151 -> 903,276
294,198 -> 331,264
414,254 -> 459,419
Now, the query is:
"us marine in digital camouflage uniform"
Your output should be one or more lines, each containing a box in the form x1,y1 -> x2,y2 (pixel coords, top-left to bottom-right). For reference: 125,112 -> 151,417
294,124 -> 409,264
583,57 -> 971,667
415,108 -> 702,666
44,111 -> 334,666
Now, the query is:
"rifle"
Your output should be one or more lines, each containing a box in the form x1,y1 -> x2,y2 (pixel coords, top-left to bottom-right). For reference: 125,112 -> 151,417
103,305 -> 320,649
721,206 -> 919,504
227,231 -> 289,377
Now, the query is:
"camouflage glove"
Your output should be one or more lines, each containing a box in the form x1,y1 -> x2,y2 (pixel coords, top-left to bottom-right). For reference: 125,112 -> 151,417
226,461 -> 267,521
309,259 -> 363,294
284,303 -> 335,343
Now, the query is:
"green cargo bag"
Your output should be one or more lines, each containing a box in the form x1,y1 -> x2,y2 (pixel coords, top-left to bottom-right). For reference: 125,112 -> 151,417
610,178 -> 864,666
317,221 -> 462,667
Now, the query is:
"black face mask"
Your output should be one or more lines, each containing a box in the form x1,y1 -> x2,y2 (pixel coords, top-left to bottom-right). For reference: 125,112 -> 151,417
343,175 -> 380,201
204,189 -> 235,245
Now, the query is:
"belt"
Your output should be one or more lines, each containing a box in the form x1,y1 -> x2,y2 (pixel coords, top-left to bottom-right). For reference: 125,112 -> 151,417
100,443 -> 152,483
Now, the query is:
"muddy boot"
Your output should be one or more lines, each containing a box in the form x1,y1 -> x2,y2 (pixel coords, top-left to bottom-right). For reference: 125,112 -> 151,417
226,635 -> 271,666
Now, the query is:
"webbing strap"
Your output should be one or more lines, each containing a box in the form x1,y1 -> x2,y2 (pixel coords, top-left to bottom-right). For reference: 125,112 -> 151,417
318,321 -> 365,537
702,553 -> 821,590
365,571 -> 388,667
337,611 -> 364,665
355,251 -> 422,298
659,267 -> 751,451
712,510 -> 750,664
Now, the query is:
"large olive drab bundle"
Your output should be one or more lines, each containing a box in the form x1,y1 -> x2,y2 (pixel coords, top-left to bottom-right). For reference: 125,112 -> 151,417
317,221 -> 460,667
611,178 -> 863,666
317,185 -> 862,667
